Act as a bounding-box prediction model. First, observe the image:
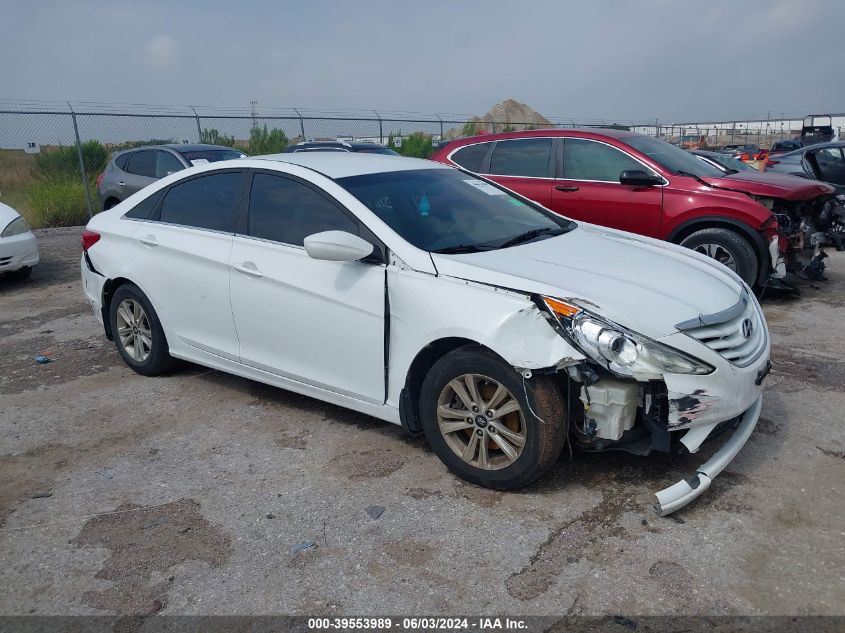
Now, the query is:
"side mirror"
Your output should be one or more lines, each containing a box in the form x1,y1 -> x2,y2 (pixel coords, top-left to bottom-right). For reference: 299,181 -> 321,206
304,230 -> 374,262
619,170 -> 664,186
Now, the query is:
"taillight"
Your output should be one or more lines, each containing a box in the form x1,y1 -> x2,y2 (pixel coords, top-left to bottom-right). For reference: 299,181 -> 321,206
82,230 -> 101,252
96,172 -> 105,187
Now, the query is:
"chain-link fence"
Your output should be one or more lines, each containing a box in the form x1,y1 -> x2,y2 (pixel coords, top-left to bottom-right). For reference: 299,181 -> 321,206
1,100 -> 841,228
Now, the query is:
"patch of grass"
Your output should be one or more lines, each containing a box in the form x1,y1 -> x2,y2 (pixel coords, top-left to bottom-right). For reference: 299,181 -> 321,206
27,178 -> 91,227
0,149 -> 37,189
35,141 -> 107,180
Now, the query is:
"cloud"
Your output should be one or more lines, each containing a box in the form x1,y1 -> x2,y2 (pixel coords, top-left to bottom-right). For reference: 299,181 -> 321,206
144,34 -> 182,71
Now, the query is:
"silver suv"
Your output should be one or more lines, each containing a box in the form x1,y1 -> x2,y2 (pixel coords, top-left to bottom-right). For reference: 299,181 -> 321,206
96,144 -> 245,210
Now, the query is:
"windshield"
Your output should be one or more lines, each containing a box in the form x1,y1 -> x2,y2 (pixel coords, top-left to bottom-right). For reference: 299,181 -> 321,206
725,156 -> 755,171
177,149 -> 245,163
710,154 -> 755,172
626,135 -> 723,178
336,168 -> 574,253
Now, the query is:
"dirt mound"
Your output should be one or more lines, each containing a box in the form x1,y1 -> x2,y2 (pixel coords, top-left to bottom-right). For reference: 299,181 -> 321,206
445,99 -> 553,138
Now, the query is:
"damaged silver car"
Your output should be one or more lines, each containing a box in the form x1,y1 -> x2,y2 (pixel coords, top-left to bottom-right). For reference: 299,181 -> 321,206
81,153 -> 770,515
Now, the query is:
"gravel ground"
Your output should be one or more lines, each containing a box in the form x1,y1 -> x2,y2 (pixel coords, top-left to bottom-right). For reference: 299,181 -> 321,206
0,227 -> 843,616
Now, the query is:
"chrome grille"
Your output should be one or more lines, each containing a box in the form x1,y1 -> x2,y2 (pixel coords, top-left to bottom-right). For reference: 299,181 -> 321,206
676,292 -> 767,368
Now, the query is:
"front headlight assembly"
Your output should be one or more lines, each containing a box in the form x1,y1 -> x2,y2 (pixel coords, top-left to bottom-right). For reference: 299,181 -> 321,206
541,296 -> 713,379
1,216 -> 31,238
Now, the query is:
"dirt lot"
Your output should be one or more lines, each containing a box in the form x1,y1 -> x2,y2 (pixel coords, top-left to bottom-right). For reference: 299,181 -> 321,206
0,227 -> 843,616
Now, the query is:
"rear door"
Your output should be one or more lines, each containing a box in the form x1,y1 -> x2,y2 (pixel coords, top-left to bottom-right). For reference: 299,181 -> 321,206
129,169 -> 246,359
483,137 -> 555,207
123,150 -> 158,196
228,170 -> 386,403
550,137 -> 663,236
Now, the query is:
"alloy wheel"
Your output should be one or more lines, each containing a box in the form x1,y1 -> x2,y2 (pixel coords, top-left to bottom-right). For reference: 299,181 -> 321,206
436,373 -> 526,470
694,243 -> 737,270
116,298 -> 152,363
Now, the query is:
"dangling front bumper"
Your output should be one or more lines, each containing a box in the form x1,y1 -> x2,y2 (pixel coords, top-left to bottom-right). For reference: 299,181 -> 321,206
654,395 -> 762,516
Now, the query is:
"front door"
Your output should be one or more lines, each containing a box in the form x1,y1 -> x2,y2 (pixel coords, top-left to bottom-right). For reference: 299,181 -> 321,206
550,138 -> 663,237
229,171 -> 386,403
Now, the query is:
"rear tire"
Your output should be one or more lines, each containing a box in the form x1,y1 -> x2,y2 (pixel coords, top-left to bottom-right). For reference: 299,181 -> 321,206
680,228 -> 759,286
419,345 -> 567,490
109,283 -> 178,376
103,197 -> 120,211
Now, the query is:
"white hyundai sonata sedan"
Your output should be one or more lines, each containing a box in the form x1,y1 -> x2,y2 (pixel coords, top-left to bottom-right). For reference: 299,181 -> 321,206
0,202 -> 39,279
80,153 -> 770,515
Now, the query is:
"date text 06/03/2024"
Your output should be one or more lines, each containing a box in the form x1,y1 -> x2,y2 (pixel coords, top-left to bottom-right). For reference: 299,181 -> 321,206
307,617 -> 528,630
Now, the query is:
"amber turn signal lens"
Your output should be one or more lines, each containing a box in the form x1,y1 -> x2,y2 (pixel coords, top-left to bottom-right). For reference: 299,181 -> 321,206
543,297 -> 581,318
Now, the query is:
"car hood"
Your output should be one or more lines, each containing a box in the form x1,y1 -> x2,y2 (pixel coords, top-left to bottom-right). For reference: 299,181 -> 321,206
430,224 -> 744,340
702,171 -> 834,200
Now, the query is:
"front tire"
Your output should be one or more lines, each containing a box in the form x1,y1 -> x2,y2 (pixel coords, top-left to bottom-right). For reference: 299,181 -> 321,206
109,283 -> 177,376
680,228 -> 759,286
419,346 -> 567,490
5,266 -> 33,280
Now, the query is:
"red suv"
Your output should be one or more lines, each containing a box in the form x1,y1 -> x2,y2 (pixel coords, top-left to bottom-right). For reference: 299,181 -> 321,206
431,129 -> 838,287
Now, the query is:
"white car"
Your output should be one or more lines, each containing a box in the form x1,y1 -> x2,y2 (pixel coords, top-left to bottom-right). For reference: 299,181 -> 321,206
80,153 -> 770,515
0,202 -> 39,279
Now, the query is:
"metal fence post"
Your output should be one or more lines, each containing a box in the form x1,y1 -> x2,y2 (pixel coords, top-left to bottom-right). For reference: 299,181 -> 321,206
293,108 -> 306,140
190,105 -> 203,142
374,110 -> 383,144
436,113 -> 444,140
68,102 -> 94,220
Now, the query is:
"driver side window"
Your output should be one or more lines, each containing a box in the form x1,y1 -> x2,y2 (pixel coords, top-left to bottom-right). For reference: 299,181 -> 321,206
562,138 -> 648,182
247,173 -> 358,246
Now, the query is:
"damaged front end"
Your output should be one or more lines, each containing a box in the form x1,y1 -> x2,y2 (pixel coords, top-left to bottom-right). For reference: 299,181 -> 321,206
535,291 -> 769,516
761,194 -> 845,283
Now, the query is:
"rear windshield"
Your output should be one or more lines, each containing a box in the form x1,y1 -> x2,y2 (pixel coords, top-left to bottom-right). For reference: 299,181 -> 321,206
625,135 -> 723,178
177,149 -> 245,164
354,147 -> 399,155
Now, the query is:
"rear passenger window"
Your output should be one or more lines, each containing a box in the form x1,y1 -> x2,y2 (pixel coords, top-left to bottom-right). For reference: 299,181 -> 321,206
247,173 -> 357,246
126,151 -> 156,178
159,172 -> 243,232
489,138 -> 552,177
115,153 -> 130,170
123,190 -> 161,220
155,151 -> 184,178
450,142 -> 492,173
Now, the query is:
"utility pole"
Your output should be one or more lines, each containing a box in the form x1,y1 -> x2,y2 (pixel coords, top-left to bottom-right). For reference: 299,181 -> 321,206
250,100 -> 258,127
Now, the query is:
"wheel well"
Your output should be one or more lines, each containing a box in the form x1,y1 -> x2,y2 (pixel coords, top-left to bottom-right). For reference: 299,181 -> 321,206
668,219 -> 769,286
100,277 -> 134,340
399,337 -> 483,435
103,197 -> 121,210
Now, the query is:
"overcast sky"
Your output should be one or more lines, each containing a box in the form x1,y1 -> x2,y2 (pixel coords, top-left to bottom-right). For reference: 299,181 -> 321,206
1,0 -> 843,123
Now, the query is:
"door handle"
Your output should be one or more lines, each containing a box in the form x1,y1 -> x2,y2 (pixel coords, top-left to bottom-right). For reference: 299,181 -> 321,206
138,235 -> 158,248
233,261 -> 263,278
555,185 -> 579,192
118,181 -> 126,186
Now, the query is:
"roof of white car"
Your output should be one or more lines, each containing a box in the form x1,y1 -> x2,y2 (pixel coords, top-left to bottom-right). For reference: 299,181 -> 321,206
0,202 -> 22,228
253,152 -> 452,179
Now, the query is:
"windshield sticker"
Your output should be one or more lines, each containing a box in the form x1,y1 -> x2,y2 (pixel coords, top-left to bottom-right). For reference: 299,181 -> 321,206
463,179 -> 506,195
417,192 -> 431,216
190,159 -> 209,166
